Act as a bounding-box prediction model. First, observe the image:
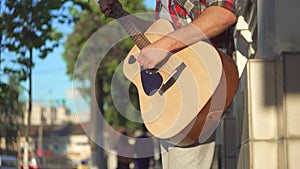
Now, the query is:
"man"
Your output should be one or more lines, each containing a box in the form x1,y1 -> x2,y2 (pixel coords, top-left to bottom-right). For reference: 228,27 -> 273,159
99,0 -> 236,168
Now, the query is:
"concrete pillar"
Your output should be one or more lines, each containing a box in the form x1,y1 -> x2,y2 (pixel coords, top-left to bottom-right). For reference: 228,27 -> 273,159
235,53 -> 300,169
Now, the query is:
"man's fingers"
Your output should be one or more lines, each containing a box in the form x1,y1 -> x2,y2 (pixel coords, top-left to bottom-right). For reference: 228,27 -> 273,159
99,2 -> 108,12
137,57 -> 155,69
148,63 -> 155,69
137,52 -> 148,68
104,9 -> 112,17
99,0 -> 114,14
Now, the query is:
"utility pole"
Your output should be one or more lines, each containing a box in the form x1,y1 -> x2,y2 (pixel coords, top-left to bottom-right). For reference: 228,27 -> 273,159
38,107 -> 45,155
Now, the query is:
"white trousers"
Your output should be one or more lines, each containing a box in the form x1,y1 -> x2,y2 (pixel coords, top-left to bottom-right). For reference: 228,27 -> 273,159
161,141 -> 215,169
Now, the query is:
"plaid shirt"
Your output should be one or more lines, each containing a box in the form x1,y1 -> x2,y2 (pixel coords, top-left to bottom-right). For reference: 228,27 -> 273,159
155,0 -> 236,50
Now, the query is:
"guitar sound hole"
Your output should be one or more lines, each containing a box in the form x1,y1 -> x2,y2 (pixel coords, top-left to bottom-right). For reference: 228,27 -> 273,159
141,69 -> 163,96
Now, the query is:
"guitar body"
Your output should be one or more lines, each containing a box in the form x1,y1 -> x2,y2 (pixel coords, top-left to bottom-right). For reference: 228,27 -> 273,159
123,19 -> 239,146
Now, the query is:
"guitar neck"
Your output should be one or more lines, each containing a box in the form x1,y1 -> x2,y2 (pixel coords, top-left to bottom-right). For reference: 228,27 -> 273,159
111,6 -> 151,49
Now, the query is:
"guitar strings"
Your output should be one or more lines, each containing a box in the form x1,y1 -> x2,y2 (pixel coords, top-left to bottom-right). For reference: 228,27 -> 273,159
111,4 -> 151,49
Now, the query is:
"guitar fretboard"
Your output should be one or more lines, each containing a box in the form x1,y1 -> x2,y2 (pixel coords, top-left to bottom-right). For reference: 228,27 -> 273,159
111,5 -> 151,49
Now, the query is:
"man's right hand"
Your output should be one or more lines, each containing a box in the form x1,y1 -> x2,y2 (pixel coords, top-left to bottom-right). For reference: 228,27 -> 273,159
98,0 -> 124,18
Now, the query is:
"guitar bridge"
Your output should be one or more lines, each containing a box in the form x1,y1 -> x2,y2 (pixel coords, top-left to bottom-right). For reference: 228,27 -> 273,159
159,62 -> 186,95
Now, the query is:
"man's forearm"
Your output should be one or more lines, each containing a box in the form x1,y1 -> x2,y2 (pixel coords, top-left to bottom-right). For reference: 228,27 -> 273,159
158,6 -> 237,52
136,6 -> 236,68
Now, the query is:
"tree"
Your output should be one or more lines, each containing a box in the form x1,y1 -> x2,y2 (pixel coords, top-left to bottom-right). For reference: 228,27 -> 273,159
0,0 -> 77,167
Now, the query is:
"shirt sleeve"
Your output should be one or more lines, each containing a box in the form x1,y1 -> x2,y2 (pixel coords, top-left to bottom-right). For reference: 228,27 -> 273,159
206,0 -> 236,14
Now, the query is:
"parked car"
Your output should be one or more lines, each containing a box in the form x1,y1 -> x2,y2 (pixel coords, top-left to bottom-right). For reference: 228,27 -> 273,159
0,155 -> 18,169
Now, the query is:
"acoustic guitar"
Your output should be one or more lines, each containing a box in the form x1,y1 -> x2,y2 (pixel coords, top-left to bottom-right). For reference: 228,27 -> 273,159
111,12 -> 239,146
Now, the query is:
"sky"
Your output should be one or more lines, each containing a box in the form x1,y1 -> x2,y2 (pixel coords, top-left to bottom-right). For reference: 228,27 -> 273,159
1,0 -> 156,113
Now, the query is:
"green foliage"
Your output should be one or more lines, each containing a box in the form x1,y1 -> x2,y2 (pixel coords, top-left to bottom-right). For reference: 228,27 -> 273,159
1,0 -> 67,58
0,0 -> 87,83
0,76 -> 25,125
0,76 -> 25,152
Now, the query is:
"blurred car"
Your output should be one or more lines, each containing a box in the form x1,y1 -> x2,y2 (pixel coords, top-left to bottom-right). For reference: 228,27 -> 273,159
0,155 -> 18,169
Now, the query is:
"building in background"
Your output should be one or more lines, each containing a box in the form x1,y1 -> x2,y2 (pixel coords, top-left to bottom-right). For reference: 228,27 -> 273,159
18,103 -> 91,168
23,104 -> 71,126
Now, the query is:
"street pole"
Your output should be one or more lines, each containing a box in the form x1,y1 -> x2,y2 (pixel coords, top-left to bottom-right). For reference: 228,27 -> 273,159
89,55 -> 106,169
38,108 -> 45,155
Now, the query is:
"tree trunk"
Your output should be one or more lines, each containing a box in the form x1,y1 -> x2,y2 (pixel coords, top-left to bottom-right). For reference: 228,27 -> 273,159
24,47 -> 33,169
